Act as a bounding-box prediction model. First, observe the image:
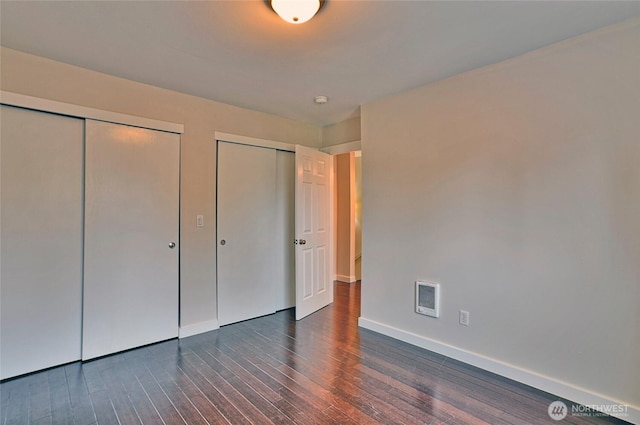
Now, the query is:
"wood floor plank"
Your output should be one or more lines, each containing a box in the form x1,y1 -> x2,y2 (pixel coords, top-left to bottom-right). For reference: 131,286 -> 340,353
200,348 -> 292,423
168,373 -> 230,425
238,316 -> 451,424
147,357 -> 234,424
178,352 -> 253,425
80,362 -> 106,395
28,372 -> 51,422
63,363 -> 97,425
29,415 -> 51,425
96,363 -> 141,425
47,367 -> 73,425
271,398 -> 336,425
244,324 -> 445,424
192,340 -> 332,424
1,281 -> 631,425
183,347 -> 277,425
1,376 -> 30,425
87,390 -> 118,425
193,340 -> 282,404
206,329 -> 344,419
126,356 -> 187,425
115,364 -> 165,425
142,354 -> 211,425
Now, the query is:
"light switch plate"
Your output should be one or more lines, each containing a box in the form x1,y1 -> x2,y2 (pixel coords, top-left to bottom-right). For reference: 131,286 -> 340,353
196,215 -> 204,228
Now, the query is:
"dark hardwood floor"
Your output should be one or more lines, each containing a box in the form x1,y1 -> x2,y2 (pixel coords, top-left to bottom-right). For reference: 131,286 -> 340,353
1,282 -> 630,425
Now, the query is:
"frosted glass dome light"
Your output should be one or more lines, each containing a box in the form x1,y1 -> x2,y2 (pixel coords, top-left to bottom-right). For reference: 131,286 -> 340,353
271,0 -> 321,24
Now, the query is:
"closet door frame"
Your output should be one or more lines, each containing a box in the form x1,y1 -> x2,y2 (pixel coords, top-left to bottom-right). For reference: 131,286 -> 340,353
1,91 -> 184,373
215,134 -> 297,326
0,92 -> 183,134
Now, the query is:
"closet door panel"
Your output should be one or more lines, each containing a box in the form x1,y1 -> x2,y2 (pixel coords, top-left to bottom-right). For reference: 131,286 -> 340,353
217,142 -> 276,326
274,150 -> 295,311
82,120 -> 179,360
0,105 -> 83,379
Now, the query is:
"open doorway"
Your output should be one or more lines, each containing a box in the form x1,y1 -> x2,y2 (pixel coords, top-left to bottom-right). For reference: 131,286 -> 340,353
334,151 -> 362,284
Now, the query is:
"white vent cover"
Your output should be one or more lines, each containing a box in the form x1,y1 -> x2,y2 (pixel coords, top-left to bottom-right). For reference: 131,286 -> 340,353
416,281 -> 440,318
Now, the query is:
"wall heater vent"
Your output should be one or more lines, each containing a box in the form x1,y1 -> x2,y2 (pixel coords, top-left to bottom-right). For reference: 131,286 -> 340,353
416,281 -> 440,318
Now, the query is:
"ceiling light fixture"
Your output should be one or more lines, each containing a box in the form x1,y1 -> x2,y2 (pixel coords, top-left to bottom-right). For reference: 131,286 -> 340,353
314,95 -> 328,104
270,0 -> 324,24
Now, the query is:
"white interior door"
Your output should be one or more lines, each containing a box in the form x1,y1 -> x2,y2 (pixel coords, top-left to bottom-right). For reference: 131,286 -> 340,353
82,120 -> 179,360
0,105 -> 84,379
217,142 -> 277,326
295,145 -> 333,320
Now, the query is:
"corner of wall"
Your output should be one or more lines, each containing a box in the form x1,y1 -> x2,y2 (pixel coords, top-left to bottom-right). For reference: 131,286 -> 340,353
322,115 -> 361,148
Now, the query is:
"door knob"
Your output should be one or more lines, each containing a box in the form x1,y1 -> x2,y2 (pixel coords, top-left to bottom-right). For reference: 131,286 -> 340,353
299,239 -> 307,245
220,240 -> 226,246
168,242 -> 176,249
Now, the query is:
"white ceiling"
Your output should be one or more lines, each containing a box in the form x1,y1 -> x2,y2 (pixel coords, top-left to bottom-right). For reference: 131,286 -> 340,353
2,1 -> 640,126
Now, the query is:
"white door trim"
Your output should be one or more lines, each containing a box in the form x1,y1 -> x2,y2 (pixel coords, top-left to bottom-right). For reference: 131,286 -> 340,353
214,131 -> 296,152
320,140 -> 361,155
0,91 -> 183,134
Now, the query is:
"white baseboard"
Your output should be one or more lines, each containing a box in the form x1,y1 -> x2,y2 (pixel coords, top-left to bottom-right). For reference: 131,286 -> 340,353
336,274 -> 358,283
178,319 -> 219,339
358,317 -> 639,424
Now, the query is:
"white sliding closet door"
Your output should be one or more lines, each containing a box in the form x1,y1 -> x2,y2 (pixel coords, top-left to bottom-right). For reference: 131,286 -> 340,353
217,142 -> 277,326
1,105 -> 84,379
83,120 -> 179,360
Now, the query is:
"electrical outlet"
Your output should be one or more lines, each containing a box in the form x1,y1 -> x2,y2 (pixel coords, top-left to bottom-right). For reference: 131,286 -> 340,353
459,310 -> 470,326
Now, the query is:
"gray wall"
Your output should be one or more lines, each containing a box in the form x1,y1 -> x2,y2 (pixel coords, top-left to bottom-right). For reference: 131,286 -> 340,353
0,47 -> 321,332
322,115 -> 361,147
360,18 -> 640,411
